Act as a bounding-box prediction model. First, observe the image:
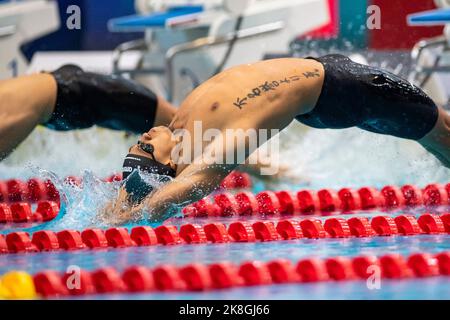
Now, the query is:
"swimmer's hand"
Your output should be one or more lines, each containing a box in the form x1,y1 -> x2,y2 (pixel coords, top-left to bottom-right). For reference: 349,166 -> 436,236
98,188 -> 145,226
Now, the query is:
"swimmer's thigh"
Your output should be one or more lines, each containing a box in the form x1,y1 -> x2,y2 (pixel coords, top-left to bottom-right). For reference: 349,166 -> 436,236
296,54 -> 439,141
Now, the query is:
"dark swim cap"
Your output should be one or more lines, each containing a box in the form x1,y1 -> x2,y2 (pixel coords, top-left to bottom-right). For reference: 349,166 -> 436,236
122,154 -> 176,203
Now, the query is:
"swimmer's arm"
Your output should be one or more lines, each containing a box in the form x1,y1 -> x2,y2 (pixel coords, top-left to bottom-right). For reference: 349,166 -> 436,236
142,163 -> 234,222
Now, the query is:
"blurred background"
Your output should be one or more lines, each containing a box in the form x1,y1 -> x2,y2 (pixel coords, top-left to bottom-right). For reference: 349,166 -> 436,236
0,0 -> 449,188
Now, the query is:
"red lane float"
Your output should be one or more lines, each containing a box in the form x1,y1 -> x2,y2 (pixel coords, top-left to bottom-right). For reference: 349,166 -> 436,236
32,231 -> 59,251
122,266 -> 154,292
105,228 -> 136,248
91,268 -> 126,293
183,182 -> 450,218
296,259 -> 329,282
297,190 -> 320,215
267,259 -> 299,283
31,251 -> 450,298
203,223 -> 231,243
0,171 -> 249,205
252,221 -> 280,241
337,188 -> 361,212
317,189 -> 342,213
209,263 -> 242,289
0,182 -> 7,203
352,256 -> 379,278
220,171 -> 252,190
62,270 -> 96,296
179,264 -> 212,291
36,201 -> 60,222
152,265 -> 185,291
323,218 -> 351,238
394,215 -> 422,235
27,179 -> 47,202
371,216 -> 398,236
299,219 -> 327,238
0,235 -> 8,254
325,257 -> 355,281
214,192 -> 239,217
0,179 -> 58,203
357,187 -> 382,210
276,219 -> 303,240
235,192 -> 259,216
256,191 -> 280,216
154,226 -> 183,245
347,217 -> 375,237
179,224 -> 208,244
228,222 -> 256,242
0,201 -> 60,224
417,214 -> 446,234
10,203 -> 33,223
379,254 -> 412,278
275,191 -> 299,215
81,229 -> 108,249
422,184 -> 449,207
1,212 -> 449,255
130,226 -> 158,246
238,261 -> 272,286
441,214 -> 450,233
381,186 -> 405,209
56,230 -> 86,250
5,232 -> 37,253
401,185 -> 423,206
0,203 -> 13,223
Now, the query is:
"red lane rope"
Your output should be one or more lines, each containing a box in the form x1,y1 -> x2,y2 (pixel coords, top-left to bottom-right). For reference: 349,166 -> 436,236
1,213 -> 449,255
31,251 -> 450,297
0,171 -> 250,225
0,175 -> 121,205
0,171 -> 251,205
0,201 -> 59,224
0,179 -> 61,204
183,183 -> 450,218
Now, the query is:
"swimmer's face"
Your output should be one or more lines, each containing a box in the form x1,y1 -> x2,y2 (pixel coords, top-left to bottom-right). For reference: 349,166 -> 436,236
129,126 -> 177,168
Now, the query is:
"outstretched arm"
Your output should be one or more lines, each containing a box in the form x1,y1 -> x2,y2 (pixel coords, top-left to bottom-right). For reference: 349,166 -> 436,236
142,163 -> 234,222
99,163 -> 233,225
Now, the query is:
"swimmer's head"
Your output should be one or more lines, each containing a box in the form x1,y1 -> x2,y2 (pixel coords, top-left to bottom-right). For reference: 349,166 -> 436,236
122,126 -> 177,203
129,126 -> 177,166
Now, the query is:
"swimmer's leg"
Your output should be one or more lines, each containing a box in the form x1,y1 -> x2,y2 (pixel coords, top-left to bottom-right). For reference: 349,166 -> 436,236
418,108 -> 450,167
0,66 -> 176,160
0,73 -> 57,160
45,65 -> 176,133
297,54 -> 449,168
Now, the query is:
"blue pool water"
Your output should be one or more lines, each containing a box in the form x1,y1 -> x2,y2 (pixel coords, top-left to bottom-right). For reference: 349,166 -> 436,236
1,232 -> 449,299
0,123 -> 449,299
1,207 -> 449,299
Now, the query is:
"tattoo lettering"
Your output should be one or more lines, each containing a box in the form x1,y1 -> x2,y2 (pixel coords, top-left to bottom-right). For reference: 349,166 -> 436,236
259,81 -> 276,92
247,88 -> 262,99
302,68 -> 321,79
232,69 -> 320,109
233,97 -> 248,109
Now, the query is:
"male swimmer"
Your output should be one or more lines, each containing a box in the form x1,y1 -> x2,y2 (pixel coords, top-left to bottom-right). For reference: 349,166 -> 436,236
113,54 -> 449,223
0,65 -> 176,160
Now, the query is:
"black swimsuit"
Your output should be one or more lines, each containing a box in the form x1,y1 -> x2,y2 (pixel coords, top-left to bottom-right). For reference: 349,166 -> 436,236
45,65 -> 158,134
296,54 -> 439,140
